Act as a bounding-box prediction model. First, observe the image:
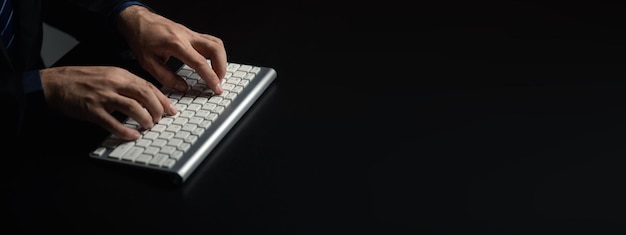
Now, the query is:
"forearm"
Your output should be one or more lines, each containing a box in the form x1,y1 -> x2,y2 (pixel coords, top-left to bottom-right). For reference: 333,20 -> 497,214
116,4 -> 154,41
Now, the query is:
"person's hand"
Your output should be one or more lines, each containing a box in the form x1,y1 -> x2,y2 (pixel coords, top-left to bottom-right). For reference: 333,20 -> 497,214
116,5 -> 228,95
40,66 -> 178,141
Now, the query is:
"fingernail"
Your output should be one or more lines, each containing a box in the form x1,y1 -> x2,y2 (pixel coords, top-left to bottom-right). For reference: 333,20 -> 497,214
216,83 -> 223,94
170,103 -> 178,113
130,131 -> 141,140
175,82 -> 188,92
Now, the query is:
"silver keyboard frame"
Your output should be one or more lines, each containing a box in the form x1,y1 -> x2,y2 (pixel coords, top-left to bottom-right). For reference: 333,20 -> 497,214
89,64 -> 277,184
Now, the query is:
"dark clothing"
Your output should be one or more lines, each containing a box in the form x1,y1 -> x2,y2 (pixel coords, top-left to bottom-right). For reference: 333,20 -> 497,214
0,0 -> 138,137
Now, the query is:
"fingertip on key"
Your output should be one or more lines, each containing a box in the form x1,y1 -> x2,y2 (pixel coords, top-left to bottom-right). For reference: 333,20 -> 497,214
175,82 -> 189,92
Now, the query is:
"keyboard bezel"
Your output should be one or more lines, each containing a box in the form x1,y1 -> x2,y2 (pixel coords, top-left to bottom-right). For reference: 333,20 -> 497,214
88,63 -> 277,184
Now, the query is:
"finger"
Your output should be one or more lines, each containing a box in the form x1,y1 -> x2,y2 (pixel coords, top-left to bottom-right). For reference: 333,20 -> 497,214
124,79 -> 163,123
142,55 -> 190,92
111,95 -> 155,130
148,80 -> 178,116
120,78 -> 176,122
172,38 -> 224,94
92,108 -> 141,141
196,34 -> 228,80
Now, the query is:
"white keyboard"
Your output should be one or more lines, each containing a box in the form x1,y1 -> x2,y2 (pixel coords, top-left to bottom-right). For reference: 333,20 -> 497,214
89,61 -> 277,184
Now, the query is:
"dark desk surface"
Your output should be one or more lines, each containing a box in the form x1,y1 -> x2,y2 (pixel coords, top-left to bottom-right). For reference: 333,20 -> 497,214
6,1 -> 626,234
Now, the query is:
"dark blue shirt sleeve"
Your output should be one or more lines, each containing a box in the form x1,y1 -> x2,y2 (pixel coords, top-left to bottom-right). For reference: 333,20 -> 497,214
23,70 -> 42,94
111,1 -> 153,23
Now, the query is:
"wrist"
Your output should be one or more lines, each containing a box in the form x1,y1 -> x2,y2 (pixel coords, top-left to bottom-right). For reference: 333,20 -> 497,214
117,5 -> 152,39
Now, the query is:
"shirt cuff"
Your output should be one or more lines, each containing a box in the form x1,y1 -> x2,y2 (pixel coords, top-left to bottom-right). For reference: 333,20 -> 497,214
23,70 -> 43,94
112,1 -> 153,19
109,1 -> 154,32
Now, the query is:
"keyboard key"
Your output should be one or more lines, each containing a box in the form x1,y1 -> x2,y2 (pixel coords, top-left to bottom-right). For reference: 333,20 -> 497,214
89,61 -> 277,184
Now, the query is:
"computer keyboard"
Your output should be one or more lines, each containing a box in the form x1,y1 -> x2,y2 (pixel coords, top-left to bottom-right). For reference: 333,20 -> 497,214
89,60 -> 277,184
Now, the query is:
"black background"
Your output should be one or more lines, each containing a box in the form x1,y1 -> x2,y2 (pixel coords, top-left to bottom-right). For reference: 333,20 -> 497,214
6,1 -> 626,234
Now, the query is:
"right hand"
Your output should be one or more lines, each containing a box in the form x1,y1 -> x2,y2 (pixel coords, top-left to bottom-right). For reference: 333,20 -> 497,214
116,5 -> 228,94
40,66 -> 178,141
